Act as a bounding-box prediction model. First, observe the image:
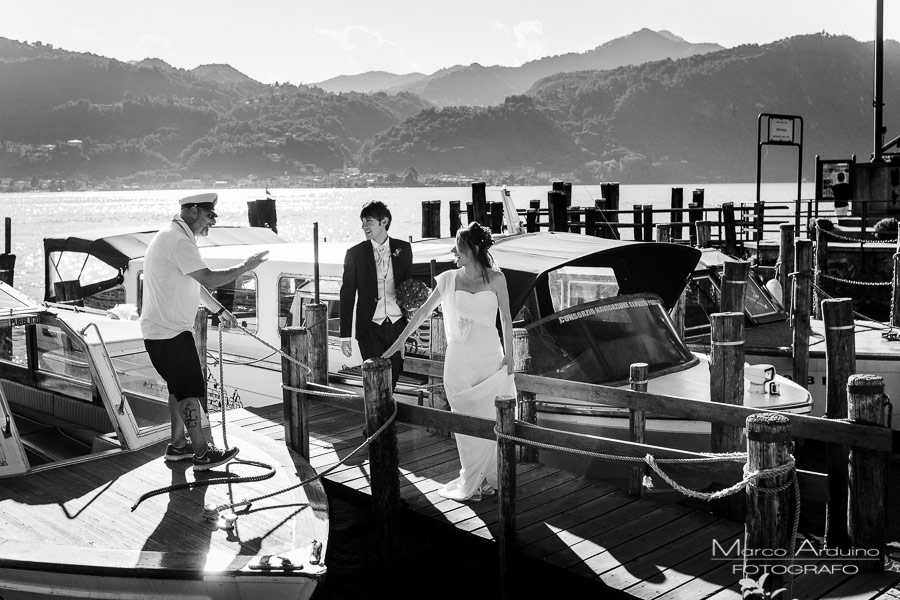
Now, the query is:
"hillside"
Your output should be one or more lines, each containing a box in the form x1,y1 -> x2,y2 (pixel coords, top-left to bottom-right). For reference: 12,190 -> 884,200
0,32 -> 897,185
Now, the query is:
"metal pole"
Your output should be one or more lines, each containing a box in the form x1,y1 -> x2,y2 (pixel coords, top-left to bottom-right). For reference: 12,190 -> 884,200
874,0 -> 885,162
313,222 -> 320,304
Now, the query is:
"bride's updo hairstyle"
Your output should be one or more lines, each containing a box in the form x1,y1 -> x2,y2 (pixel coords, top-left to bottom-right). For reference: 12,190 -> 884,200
457,222 -> 495,283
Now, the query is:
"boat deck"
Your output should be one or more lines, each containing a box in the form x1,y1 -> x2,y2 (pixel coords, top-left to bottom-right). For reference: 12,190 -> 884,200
0,422 -> 328,577
231,401 -> 900,599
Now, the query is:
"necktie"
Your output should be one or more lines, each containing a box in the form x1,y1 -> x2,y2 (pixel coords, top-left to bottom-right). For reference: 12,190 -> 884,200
374,244 -> 388,274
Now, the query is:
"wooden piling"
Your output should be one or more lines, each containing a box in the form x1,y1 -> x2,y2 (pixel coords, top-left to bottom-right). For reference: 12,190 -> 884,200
428,313 -> 450,437
472,182 -> 488,226
847,374 -> 889,571
792,240 -> 813,389
513,328 -> 536,463
778,223 -> 795,311
642,205 -> 654,241
421,200 -> 441,238
0,217 -> 15,286
628,363 -> 648,497
721,260 -> 750,313
744,413 -> 792,592
489,201 -> 504,233
303,302 -> 329,386
247,198 -> 278,233
583,207 -> 598,236
722,202 -> 738,255
695,220 -> 711,248
710,312 -> 745,520
548,191 -> 568,232
671,188 -> 684,240
280,326 -> 310,459
688,203 -> 702,245
754,201 -> 766,241
496,395 -> 518,598
595,198 -> 612,239
692,188 -> 705,208
525,208 -> 539,233
569,207 -> 582,234
823,298 -> 855,549
362,357 -> 400,573
449,200 -> 462,237
633,205 -> 644,241
466,202 -> 474,226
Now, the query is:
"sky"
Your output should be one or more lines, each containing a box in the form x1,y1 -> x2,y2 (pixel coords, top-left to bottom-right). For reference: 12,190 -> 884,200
2,1 -> 896,85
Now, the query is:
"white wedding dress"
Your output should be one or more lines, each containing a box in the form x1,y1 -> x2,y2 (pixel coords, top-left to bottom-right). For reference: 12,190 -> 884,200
435,269 -> 517,502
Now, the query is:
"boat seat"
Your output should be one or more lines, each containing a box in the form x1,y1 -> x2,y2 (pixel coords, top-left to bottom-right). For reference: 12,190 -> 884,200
1,379 -> 114,446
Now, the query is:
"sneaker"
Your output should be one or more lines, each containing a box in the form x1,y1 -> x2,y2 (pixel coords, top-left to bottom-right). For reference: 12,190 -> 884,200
164,441 -> 194,461
193,446 -> 240,471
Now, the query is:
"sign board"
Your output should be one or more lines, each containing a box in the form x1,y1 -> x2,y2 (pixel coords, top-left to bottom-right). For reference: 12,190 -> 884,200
767,118 -> 795,143
816,159 -> 852,200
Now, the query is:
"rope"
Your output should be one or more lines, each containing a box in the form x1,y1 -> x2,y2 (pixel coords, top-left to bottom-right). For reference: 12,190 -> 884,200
235,322 -> 312,375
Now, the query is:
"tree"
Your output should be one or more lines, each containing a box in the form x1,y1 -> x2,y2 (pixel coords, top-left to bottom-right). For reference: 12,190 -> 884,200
403,166 -> 419,185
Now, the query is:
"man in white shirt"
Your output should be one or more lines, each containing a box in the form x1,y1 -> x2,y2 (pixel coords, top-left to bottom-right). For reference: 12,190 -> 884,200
339,200 -> 412,389
141,192 -> 269,470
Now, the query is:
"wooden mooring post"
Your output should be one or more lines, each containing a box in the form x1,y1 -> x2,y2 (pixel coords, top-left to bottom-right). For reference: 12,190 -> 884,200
548,190 -> 568,232
823,298 -> 854,549
778,223 -> 794,312
0,217 -> 15,286
496,395 -> 518,599
449,200 -> 462,237
721,260 -> 750,313
628,363 -> 648,497
421,200 -> 441,238
689,204 -> 703,245
814,219 -> 829,320
655,223 -> 673,244
893,232 -> 900,327
710,312 -> 745,520
642,205 -> 654,241
513,328 -> 537,462
722,202 -> 738,255
744,413 -> 792,592
695,220 -> 711,248
670,188 -> 684,240
280,325 -> 310,459
471,182 -> 488,225
302,302 -> 328,386
427,312 -> 450,436
792,239 -> 813,389
362,357 -> 401,574
633,205 -> 644,241
847,374 -> 889,572
489,201 -> 504,233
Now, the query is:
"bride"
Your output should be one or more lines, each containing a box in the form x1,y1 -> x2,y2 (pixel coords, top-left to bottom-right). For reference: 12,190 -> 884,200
384,222 -> 516,502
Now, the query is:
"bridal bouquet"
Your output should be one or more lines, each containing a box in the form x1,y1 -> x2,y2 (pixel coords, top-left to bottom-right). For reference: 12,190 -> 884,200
397,279 -> 430,314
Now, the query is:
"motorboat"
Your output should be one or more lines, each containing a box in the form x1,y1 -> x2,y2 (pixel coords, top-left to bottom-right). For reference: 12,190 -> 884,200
684,246 -> 900,430
0,282 -> 328,599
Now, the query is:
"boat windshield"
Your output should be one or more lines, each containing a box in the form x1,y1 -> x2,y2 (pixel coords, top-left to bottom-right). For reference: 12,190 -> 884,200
526,294 -> 696,385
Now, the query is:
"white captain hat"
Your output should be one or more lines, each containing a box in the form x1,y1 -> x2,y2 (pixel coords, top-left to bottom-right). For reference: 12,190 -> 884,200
179,192 -> 218,211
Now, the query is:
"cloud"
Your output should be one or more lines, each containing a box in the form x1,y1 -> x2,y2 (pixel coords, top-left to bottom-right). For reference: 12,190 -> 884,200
492,20 -> 548,65
315,25 -> 408,74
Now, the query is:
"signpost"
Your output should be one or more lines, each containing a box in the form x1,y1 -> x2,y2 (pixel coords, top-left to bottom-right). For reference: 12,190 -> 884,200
757,113 -> 804,237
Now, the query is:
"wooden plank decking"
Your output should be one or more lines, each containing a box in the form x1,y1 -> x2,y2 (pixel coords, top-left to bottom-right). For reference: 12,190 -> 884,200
229,401 -> 900,600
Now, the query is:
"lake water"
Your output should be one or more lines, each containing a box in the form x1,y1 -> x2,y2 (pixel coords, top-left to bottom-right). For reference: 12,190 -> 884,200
2,182 -> 813,302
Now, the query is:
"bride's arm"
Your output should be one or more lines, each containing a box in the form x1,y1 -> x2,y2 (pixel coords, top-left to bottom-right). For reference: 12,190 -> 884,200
382,287 -> 443,358
492,270 -> 515,373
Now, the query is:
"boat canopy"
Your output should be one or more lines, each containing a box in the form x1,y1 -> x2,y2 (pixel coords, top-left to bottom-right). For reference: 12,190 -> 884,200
43,226 -> 285,301
411,232 -> 701,317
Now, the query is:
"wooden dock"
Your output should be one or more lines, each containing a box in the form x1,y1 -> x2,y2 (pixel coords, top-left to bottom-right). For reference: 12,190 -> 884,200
228,400 -> 900,599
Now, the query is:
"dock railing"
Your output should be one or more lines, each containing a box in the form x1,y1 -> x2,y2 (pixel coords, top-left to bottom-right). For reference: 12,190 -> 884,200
278,321 -> 892,594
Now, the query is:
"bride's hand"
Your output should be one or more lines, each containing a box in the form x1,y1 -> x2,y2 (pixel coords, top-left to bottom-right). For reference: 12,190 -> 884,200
502,354 -> 514,374
383,341 -> 405,359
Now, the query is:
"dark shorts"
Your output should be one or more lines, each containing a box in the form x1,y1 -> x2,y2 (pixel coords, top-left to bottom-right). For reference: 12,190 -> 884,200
144,331 -> 206,403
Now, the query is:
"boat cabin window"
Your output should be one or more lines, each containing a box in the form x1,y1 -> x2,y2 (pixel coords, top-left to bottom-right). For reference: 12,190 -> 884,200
211,272 -> 258,333
46,250 -> 125,309
109,349 -> 172,432
36,322 -> 95,399
527,295 -> 696,386
278,276 -> 312,328
548,267 -> 619,313
0,323 -> 28,368
286,277 -> 342,337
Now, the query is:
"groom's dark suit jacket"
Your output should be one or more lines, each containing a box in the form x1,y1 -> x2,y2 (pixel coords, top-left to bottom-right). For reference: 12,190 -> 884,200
339,237 -> 413,341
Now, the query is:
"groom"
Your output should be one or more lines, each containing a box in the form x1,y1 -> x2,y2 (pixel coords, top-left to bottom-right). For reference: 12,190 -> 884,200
340,200 -> 412,389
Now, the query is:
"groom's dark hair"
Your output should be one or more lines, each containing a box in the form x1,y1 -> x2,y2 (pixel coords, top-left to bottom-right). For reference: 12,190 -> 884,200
360,200 -> 392,230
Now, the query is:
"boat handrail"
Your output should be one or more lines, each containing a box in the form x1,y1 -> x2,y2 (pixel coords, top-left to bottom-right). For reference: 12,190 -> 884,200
78,321 -> 128,415
0,399 -> 11,438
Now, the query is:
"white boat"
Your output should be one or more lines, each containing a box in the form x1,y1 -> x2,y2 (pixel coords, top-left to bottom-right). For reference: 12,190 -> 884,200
0,282 -> 328,599
684,246 -> 900,430
41,227 -> 812,450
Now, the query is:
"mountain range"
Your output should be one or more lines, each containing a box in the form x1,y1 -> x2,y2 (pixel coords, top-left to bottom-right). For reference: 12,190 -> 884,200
313,28 -> 723,106
0,30 -> 897,185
